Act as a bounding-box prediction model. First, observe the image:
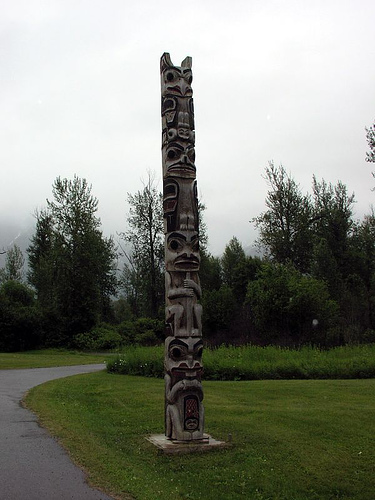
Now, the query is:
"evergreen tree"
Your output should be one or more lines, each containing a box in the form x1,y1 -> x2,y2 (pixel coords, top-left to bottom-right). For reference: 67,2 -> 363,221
221,237 -> 246,288
28,176 -> 117,344
0,244 -> 25,283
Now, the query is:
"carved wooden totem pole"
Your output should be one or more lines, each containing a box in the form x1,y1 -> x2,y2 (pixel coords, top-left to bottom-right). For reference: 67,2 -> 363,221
161,53 -> 205,441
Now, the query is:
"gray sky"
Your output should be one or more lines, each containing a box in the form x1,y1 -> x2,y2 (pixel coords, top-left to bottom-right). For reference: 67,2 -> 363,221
1,0 -> 375,256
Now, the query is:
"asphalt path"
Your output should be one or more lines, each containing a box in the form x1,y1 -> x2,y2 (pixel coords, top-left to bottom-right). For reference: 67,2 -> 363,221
0,364 -> 114,500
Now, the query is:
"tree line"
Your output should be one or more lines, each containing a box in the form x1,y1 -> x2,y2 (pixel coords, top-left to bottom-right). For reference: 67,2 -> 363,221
0,121 -> 374,350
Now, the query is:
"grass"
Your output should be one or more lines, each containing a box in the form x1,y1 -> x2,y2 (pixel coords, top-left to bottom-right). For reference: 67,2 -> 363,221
0,349 -> 110,369
25,371 -> 375,500
107,343 -> 375,380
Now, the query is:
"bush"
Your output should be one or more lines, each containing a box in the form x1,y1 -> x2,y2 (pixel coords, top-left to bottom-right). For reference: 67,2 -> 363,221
116,317 -> 163,345
0,280 -> 42,351
73,317 -> 164,351
73,325 -> 123,351
246,262 -> 339,346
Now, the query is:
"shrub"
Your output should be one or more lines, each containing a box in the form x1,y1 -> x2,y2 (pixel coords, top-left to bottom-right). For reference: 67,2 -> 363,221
246,263 -> 339,345
116,317 -> 163,346
73,325 -> 123,351
0,280 -> 42,351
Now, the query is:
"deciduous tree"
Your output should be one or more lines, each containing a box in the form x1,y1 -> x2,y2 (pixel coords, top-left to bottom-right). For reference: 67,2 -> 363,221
253,162 -> 314,272
120,173 -> 164,318
365,120 -> 375,163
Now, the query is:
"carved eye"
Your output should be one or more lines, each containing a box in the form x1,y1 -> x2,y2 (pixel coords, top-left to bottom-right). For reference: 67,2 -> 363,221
192,240 -> 199,252
167,149 -> 176,159
169,239 -> 180,251
195,346 -> 203,359
166,71 -> 175,82
170,345 -> 188,360
171,347 -> 182,358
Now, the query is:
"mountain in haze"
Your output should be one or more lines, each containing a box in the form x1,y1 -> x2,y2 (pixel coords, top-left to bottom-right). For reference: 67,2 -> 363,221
0,219 -> 34,267
244,244 -> 265,258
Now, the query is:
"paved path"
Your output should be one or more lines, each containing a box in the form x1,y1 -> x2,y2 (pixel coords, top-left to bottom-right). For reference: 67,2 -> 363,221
0,364 -> 114,500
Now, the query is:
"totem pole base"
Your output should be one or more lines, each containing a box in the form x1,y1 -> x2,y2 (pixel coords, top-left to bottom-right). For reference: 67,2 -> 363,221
146,434 -> 229,455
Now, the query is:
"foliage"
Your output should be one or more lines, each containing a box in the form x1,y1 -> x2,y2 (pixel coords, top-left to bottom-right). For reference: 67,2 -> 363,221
120,173 -> 164,318
365,120 -> 375,163
116,317 -> 164,345
247,262 -> 339,345
27,176 -> 117,344
251,164 -> 375,345
26,372 -> 375,499
0,244 -> 25,283
0,280 -> 42,351
73,325 -> 123,351
110,296 -> 134,324
71,317 -> 164,351
199,249 -> 222,291
230,255 -> 262,304
253,162 -> 314,272
221,236 -> 246,287
201,286 -> 237,338
312,176 -> 355,282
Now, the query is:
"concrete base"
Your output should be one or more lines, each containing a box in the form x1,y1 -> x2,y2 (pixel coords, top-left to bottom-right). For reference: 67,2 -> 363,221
146,434 -> 229,455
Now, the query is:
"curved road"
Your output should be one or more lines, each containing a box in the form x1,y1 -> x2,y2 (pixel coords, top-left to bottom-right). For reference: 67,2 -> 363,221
0,364 -> 114,500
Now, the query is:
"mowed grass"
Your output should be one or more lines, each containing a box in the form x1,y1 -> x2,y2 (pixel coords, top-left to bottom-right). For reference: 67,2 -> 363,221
0,349 -> 109,369
26,372 -> 375,500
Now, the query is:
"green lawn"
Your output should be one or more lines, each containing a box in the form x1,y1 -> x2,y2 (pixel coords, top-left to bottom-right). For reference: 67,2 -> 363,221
0,349 -> 109,369
25,372 -> 375,500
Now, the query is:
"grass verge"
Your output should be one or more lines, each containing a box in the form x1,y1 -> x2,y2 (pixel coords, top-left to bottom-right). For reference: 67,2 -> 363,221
107,343 -> 375,380
26,372 -> 375,500
0,349 -> 110,369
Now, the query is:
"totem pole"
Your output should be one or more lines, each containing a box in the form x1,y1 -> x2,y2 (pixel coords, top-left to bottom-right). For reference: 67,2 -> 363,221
161,53 -> 205,441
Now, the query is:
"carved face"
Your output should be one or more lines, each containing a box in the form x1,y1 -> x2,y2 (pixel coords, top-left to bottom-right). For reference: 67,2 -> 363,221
166,231 -> 200,271
165,337 -> 203,379
161,66 -> 193,97
163,142 -> 196,179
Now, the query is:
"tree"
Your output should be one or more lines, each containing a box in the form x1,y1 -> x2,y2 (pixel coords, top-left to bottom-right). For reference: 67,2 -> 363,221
120,173 -> 164,318
199,250 -> 222,292
221,237 -> 246,288
311,177 -> 355,285
27,210 -> 55,309
0,244 -> 25,283
365,121 -> 375,163
253,162 -> 314,272
246,262 -> 339,346
28,176 -> 117,344
346,212 -> 375,333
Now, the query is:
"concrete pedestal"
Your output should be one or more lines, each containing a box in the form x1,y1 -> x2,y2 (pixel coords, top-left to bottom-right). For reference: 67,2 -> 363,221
146,434 -> 229,455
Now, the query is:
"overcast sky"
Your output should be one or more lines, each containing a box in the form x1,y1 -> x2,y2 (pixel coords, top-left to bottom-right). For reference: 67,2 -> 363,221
1,0 -> 375,256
